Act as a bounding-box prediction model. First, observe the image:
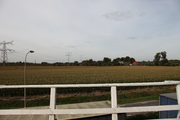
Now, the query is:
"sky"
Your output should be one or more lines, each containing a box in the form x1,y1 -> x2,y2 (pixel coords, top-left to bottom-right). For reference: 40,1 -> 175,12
0,0 -> 180,63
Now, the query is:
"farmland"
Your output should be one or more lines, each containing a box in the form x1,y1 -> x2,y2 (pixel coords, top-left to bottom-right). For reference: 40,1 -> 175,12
0,66 -> 180,96
1,66 -> 180,85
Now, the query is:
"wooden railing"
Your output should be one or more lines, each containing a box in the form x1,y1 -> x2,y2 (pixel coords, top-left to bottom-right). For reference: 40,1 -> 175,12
0,80 -> 180,120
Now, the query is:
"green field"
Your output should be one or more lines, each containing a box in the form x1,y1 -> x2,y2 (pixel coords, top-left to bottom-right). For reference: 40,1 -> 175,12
0,66 -> 180,96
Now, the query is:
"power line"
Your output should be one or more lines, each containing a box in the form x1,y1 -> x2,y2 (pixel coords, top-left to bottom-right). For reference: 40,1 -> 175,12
0,41 -> 15,66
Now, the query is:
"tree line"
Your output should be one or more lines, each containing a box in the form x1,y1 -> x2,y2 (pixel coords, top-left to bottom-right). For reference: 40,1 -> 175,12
153,51 -> 180,66
57,56 -> 135,66
3,56 -> 135,66
1,51 -> 180,66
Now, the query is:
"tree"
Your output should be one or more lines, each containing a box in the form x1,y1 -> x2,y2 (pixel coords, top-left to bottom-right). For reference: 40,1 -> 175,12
154,52 -> 161,66
82,60 -> 88,66
129,58 -> 135,64
73,61 -> 79,66
154,51 -> 168,66
96,61 -> 103,66
120,57 -> 125,61
124,56 -> 130,62
160,51 -> 169,66
88,59 -> 93,66
112,58 -> 120,66
103,57 -> 111,66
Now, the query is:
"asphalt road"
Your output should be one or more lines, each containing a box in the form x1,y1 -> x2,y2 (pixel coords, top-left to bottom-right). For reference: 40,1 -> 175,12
119,100 -> 159,116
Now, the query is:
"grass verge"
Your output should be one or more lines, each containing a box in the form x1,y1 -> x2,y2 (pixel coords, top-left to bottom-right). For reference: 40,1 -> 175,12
0,86 -> 175,109
0,95 -> 159,109
118,95 -> 159,104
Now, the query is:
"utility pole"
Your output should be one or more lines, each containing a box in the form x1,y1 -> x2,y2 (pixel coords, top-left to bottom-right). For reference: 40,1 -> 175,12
80,55 -> 83,62
0,41 -> 15,66
66,52 -> 72,63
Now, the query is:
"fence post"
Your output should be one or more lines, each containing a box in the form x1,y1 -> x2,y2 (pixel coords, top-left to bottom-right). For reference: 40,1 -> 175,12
176,84 -> 180,118
49,87 -> 56,120
111,86 -> 118,120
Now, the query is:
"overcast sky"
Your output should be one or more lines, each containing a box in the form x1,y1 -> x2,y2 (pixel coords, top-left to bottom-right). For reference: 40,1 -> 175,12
0,0 -> 180,63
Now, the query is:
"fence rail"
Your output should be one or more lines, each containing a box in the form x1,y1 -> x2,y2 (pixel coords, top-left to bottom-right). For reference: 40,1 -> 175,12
0,80 -> 180,120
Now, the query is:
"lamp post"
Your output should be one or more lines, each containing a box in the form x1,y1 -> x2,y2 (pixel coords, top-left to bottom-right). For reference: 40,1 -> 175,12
24,50 -> 34,108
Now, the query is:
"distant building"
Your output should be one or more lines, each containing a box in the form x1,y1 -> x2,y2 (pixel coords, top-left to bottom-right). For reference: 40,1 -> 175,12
119,61 -> 130,66
132,62 -> 139,66
123,62 -> 130,66
119,61 -> 124,65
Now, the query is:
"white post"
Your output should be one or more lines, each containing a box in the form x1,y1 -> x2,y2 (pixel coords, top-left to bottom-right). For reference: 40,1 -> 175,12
49,87 -> 56,120
176,84 -> 180,118
111,86 -> 118,120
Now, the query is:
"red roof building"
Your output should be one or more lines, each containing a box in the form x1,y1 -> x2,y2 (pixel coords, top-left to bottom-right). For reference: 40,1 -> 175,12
132,62 -> 139,66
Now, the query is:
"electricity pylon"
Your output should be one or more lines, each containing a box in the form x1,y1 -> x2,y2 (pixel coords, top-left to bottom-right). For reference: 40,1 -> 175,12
0,41 -> 15,66
66,52 -> 72,63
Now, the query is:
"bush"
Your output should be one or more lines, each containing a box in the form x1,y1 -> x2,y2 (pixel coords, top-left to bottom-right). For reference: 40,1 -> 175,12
169,62 -> 175,66
163,63 -> 169,66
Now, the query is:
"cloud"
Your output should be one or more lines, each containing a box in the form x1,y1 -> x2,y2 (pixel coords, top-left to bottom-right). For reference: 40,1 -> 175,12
51,46 -> 61,49
103,10 -> 146,21
144,37 -> 152,39
127,37 -> 137,39
103,11 -> 133,21
68,46 -> 77,48
67,45 -> 80,48
138,12 -> 146,17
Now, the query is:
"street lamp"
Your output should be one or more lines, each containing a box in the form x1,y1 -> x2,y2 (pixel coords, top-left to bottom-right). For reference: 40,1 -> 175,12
24,50 -> 34,108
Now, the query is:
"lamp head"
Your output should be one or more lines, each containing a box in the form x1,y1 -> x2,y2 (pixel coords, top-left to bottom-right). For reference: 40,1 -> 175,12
30,50 -> 34,53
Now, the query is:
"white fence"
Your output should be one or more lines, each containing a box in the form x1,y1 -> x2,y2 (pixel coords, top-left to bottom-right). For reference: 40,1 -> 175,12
1,80 -> 180,120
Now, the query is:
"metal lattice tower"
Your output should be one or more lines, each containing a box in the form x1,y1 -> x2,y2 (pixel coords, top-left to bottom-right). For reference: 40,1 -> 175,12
0,41 -> 15,66
66,52 -> 72,63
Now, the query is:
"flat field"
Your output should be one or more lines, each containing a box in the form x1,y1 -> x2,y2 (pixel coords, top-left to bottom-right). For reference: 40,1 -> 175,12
0,66 -> 180,85
0,66 -> 180,96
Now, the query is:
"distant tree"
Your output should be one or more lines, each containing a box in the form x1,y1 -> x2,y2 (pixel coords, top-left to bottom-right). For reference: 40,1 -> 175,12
161,51 -> 167,60
154,52 -> 161,66
41,62 -> 48,64
81,59 -> 96,66
112,58 -> 120,66
73,61 -> 79,66
88,59 -> 93,66
154,51 -> 168,66
103,57 -> 111,66
116,57 -> 121,61
129,58 -> 135,64
120,57 -> 125,61
160,51 -> 169,66
124,56 -> 130,62
96,61 -> 103,66
82,60 -> 88,66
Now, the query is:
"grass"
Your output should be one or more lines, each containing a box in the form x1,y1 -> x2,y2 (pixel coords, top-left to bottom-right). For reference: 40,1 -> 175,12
1,95 -> 158,109
118,95 -> 159,104
0,86 -> 176,109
